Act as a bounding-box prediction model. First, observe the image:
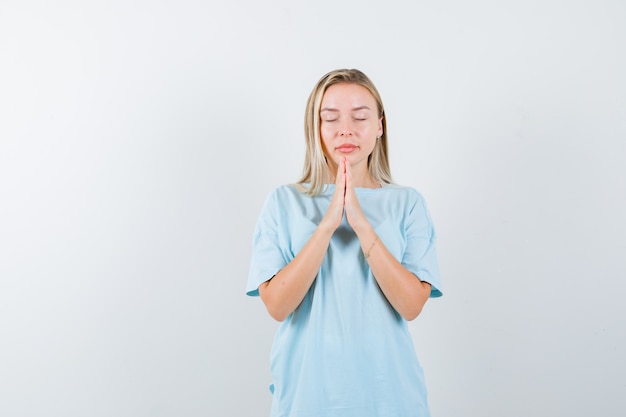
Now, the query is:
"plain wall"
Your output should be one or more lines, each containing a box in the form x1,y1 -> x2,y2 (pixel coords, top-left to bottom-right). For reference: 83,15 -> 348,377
1,0 -> 625,416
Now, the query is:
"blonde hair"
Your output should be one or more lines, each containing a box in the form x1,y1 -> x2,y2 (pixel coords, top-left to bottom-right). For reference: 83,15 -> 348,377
296,69 -> 392,195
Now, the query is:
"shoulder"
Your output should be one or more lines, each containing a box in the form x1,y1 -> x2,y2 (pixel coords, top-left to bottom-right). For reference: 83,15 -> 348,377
254,185 -> 304,231
260,184 -> 313,210
381,183 -> 427,205
265,183 -> 307,201
379,184 -> 434,221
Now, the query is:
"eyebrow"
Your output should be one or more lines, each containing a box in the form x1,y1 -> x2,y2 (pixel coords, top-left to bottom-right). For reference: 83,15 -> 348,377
320,105 -> 372,112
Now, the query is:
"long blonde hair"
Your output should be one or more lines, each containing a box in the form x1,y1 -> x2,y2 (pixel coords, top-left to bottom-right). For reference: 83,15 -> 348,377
296,69 -> 392,196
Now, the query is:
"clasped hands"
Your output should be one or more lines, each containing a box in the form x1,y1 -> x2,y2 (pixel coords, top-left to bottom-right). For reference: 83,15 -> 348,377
321,157 -> 371,234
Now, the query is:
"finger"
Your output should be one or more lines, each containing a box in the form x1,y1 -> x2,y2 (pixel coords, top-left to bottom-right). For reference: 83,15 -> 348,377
330,158 -> 346,210
336,158 -> 345,189
335,158 -> 344,185
343,158 -> 349,196
345,158 -> 352,189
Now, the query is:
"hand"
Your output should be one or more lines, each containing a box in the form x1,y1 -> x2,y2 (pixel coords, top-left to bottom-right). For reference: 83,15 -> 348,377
319,158 -> 347,232
320,158 -> 371,233
343,159 -> 369,232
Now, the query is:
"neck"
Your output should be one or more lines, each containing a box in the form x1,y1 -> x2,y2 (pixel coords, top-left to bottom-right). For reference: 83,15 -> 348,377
327,164 -> 380,188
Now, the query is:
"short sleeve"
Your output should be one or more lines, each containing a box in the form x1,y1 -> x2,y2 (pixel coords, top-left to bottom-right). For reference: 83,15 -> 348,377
246,190 -> 288,297
401,192 -> 443,298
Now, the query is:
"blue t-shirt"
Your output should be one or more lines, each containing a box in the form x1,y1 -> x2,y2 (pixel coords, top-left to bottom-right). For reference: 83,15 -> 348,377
247,183 -> 442,417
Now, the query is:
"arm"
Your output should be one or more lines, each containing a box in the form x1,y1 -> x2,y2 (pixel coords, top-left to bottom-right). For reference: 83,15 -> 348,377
344,162 -> 431,321
258,224 -> 334,321
258,164 -> 347,322
354,225 -> 431,321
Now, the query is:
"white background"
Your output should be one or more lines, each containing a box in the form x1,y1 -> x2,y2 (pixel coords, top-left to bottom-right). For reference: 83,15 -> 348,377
1,1 -> 625,416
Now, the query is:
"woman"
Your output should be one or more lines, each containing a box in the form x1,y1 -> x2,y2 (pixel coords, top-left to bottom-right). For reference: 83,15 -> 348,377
247,68 -> 442,417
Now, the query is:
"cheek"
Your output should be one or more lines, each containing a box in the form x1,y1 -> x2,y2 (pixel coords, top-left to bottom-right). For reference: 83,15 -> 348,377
320,123 -> 334,137
319,135 -> 331,155
320,127 -> 335,146
368,121 -> 380,134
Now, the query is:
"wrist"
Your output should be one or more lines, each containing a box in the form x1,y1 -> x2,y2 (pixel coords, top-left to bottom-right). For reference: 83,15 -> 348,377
317,218 -> 340,236
353,223 -> 375,240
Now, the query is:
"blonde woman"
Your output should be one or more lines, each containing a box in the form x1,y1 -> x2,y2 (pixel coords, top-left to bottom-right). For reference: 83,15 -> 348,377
247,69 -> 442,417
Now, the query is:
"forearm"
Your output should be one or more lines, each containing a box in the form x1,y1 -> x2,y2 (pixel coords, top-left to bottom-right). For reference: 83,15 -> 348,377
259,224 -> 335,321
355,226 -> 431,321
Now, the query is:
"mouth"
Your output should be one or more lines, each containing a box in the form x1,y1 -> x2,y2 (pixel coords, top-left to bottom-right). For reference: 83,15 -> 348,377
336,144 -> 358,153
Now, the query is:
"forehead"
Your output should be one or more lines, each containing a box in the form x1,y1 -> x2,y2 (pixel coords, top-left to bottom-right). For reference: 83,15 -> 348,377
320,83 -> 376,109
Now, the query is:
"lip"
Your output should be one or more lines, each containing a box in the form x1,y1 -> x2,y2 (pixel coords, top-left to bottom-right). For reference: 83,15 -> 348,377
336,144 -> 358,153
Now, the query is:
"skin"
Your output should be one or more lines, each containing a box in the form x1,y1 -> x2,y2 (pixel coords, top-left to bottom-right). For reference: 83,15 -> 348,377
259,83 -> 431,322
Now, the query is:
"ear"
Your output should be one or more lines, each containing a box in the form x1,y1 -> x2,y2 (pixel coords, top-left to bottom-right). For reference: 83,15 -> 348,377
377,117 -> 384,138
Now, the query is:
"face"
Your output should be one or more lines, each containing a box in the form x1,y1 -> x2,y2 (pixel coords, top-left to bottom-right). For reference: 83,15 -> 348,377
319,83 -> 383,172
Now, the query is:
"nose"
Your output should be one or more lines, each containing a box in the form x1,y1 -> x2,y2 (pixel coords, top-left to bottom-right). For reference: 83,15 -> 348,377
338,121 -> 354,136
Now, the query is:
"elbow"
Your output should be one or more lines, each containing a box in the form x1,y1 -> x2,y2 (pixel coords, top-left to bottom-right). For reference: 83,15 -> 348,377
401,305 -> 423,322
265,304 -> 290,322
259,282 -> 291,322
402,280 -> 431,321
400,289 -> 430,321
